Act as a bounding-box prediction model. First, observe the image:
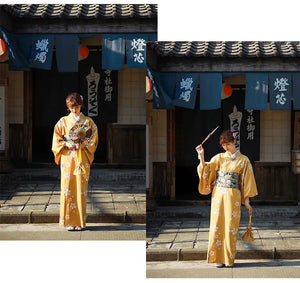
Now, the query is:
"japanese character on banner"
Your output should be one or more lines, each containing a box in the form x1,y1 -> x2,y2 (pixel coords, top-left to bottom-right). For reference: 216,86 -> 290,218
34,39 -> 49,63
274,77 -> 289,105
104,70 -> 113,102
179,77 -> 193,102
229,105 -> 242,150
246,110 -> 255,141
255,80 -> 268,94
131,38 -> 146,64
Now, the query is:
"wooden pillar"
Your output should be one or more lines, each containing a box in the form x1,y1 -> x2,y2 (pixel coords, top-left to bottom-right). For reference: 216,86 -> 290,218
0,78 -> 12,172
23,71 -> 33,163
167,109 -> 176,200
146,102 -> 153,192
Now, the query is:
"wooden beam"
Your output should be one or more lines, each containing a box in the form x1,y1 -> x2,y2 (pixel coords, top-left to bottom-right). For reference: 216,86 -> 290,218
0,8 -> 13,31
10,18 -> 157,34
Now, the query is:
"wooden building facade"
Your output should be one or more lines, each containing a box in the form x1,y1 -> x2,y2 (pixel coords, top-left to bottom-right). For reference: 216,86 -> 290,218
0,4 -> 157,171
146,41 -> 300,204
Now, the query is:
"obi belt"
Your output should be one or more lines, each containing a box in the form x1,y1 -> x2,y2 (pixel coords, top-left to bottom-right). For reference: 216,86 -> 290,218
215,171 -> 240,189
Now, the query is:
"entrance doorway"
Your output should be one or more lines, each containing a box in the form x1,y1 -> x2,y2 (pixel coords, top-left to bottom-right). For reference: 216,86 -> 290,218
32,65 -> 107,163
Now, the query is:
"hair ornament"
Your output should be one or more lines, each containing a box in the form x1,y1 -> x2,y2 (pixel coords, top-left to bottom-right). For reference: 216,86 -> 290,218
233,132 -> 237,139
80,95 -> 83,101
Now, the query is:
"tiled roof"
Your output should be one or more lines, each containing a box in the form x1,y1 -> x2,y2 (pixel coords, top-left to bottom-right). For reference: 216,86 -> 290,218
2,4 -> 157,19
150,42 -> 300,58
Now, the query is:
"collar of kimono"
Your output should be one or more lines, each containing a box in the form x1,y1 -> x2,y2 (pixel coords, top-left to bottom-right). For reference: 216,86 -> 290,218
226,150 -> 240,159
70,112 -> 82,123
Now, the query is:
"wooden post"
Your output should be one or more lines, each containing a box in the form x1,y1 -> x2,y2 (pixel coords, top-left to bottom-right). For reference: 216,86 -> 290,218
167,109 -> 176,200
0,78 -> 12,172
23,71 -> 33,163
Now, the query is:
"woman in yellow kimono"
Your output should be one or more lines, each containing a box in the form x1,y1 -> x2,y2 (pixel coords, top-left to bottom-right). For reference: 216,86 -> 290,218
52,93 -> 98,231
196,130 -> 257,267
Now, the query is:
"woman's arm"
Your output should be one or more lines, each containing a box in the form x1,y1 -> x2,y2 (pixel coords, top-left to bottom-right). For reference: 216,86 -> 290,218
196,145 -> 205,178
244,198 -> 252,215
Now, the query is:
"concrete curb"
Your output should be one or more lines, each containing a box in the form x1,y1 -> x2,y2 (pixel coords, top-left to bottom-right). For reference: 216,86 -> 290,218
146,248 -> 300,262
0,212 -> 146,224
148,206 -> 300,220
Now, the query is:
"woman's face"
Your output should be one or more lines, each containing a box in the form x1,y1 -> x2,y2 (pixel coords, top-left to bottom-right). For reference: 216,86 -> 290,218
68,105 -> 81,116
221,140 -> 237,154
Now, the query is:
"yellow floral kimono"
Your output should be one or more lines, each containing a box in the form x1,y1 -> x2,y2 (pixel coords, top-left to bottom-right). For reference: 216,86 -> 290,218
52,113 -> 98,228
197,151 -> 258,266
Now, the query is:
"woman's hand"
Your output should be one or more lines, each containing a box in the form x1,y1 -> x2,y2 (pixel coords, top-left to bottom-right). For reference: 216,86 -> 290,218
66,142 -> 76,150
245,198 -> 252,215
195,144 -> 205,162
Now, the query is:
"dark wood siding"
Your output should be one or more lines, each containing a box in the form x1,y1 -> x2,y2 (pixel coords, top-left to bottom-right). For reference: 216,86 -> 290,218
107,124 -> 145,164
253,162 -> 298,203
153,162 -> 173,200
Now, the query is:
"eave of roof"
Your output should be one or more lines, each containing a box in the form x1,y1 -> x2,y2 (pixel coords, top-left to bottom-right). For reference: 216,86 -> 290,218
0,4 -> 157,34
2,4 -> 157,19
151,41 -> 300,58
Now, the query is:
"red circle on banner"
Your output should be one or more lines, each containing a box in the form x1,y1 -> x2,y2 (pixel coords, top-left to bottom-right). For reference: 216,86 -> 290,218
0,39 -> 6,57
80,46 -> 89,58
146,76 -> 152,92
223,84 -> 232,96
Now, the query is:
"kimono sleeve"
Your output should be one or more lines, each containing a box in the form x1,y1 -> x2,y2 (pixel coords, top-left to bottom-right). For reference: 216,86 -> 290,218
197,154 -> 220,195
52,119 -> 66,165
84,119 -> 99,165
241,158 -> 258,204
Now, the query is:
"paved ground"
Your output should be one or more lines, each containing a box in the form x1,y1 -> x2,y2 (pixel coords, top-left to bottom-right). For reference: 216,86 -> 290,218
147,206 -> 300,261
0,168 -> 146,224
0,223 -> 145,240
146,259 -> 300,278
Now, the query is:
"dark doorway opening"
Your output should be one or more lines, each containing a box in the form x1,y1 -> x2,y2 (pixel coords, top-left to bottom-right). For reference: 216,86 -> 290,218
32,56 -> 108,163
175,87 -> 260,200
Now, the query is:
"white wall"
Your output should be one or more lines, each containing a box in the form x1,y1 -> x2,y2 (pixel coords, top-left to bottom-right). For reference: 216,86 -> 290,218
0,64 -> 24,124
260,105 -> 291,162
117,67 -> 146,125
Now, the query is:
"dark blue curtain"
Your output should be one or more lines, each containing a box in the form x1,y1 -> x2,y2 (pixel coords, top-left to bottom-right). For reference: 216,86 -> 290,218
199,73 -> 222,110
102,34 -> 125,70
150,70 -> 176,109
148,33 -> 158,41
293,73 -> 300,110
245,73 -> 268,110
55,34 -> 79,72
0,28 -> 31,71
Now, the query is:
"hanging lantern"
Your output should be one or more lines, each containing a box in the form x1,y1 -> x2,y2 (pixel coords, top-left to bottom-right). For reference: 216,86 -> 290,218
223,84 -> 232,96
146,75 -> 153,101
146,75 -> 152,93
0,39 -> 6,57
221,83 -> 233,100
78,45 -> 89,61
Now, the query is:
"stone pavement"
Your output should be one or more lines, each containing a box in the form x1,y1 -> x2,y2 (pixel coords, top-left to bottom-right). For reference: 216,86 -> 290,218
147,259 -> 300,278
147,205 -> 300,261
0,168 -> 146,224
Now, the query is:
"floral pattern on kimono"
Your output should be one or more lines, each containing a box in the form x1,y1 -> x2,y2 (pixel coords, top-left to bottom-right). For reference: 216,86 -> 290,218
52,113 -> 98,228
197,151 -> 258,266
